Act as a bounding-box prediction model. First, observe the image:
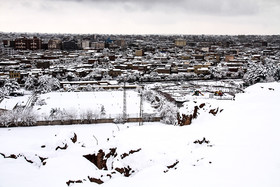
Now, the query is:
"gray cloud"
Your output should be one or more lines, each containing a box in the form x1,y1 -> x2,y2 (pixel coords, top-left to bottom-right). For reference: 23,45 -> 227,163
45,0 -> 263,16
12,0 -> 276,17
1,0 -> 279,34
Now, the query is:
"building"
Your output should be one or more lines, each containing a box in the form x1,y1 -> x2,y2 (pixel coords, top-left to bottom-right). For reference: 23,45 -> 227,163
48,39 -> 62,50
15,37 -> 42,50
41,42 -> 49,50
175,39 -> 187,47
225,55 -> 234,62
29,37 -> 42,50
1,47 -> 15,56
9,70 -> 21,79
0,60 -> 20,66
91,42 -> 105,50
157,68 -> 171,74
81,40 -> 90,49
3,39 -> 15,48
195,67 -> 210,75
36,60 -> 50,69
193,54 -> 205,61
115,39 -> 126,48
135,49 -> 144,56
15,37 -> 29,50
62,40 -> 79,50
193,64 -> 211,75
109,69 -> 122,77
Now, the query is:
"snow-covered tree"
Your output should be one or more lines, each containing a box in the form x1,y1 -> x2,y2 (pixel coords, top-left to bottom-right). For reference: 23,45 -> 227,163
158,101 -> 178,125
102,71 -> 112,80
3,79 -> 20,95
150,71 -> 160,81
113,114 -> 126,124
49,108 -> 72,120
0,87 -> 7,100
0,108 -> 37,127
100,105 -> 106,116
81,109 -> 94,121
142,88 -> 178,125
20,108 -> 37,126
0,112 -> 10,127
83,69 -> 102,81
80,109 -> 100,121
64,84 -> 79,92
49,108 -> 76,120
243,59 -> 279,86
24,75 -> 60,93
24,75 -> 37,90
66,72 -> 79,81
86,84 -> 93,91
209,66 -> 223,79
37,75 -> 60,93
36,98 -> 47,106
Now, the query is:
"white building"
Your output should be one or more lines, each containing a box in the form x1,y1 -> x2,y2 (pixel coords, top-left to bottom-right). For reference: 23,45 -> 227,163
82,40 -> 90,49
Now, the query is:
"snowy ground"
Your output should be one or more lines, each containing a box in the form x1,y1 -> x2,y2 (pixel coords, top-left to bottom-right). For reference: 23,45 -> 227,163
1,82 -> 280,187
146,80 -> 242,103
0,94 -> 30,110
33,90 -> 155,120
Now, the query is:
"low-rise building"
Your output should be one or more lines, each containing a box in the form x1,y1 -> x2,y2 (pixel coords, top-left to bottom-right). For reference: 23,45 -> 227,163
9,70 -> 20,79
135,49 -> 144,56
91,42 -> 105,50
36,60 -> 51,69
48,39 -> 62,50
109,69 -> 122,77
175,39 -> 186,47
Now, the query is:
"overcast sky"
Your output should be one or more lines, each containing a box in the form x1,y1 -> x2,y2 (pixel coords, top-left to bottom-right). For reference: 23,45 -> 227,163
0,0 -> 279,35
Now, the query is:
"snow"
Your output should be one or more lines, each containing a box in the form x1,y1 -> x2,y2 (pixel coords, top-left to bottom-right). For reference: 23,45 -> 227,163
1,82 -> 280,187
33,90 -> 155,119
0,95 -> 30,110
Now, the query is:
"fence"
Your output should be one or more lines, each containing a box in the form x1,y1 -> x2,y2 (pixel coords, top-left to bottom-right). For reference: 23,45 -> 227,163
35,117 -> 161,126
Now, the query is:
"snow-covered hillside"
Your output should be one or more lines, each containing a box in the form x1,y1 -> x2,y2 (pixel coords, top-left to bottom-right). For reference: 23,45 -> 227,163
0,82 -> 280,187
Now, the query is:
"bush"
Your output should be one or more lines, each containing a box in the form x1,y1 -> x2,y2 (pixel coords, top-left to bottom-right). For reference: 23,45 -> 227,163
0,108 -> 37,127
243,59 -> 280,86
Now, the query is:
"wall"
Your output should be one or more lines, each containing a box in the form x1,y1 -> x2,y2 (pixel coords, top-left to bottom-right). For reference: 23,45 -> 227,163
35,117 -> 161,126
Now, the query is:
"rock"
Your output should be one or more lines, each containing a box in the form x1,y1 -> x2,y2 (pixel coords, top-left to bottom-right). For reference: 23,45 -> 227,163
209,108 -> 219,116
120,148 -> 141,159
66,180 -> 83,186
88,176 -> 104,184
84,149 -> 107,170
193,137 -> 210,144
23,156 -> 33,164
167,160 -> 179,169
115,166 -> 133,177
177,113 -> 192,126
199,103 -> 205,108
193,106 -> 199,119
105,148 -> 117,159
70,133 -> 77,143
55,143 -> 68,151
0,153 -> 18,159
39,156 -> 48,165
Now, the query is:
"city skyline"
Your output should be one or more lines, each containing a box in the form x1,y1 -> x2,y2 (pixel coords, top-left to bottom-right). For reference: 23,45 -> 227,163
1,0 -> 280,35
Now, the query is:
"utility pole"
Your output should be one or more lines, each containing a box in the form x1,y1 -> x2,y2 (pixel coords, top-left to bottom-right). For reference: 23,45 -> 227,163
122,79 -> 127,123
139,85 -> 144,126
